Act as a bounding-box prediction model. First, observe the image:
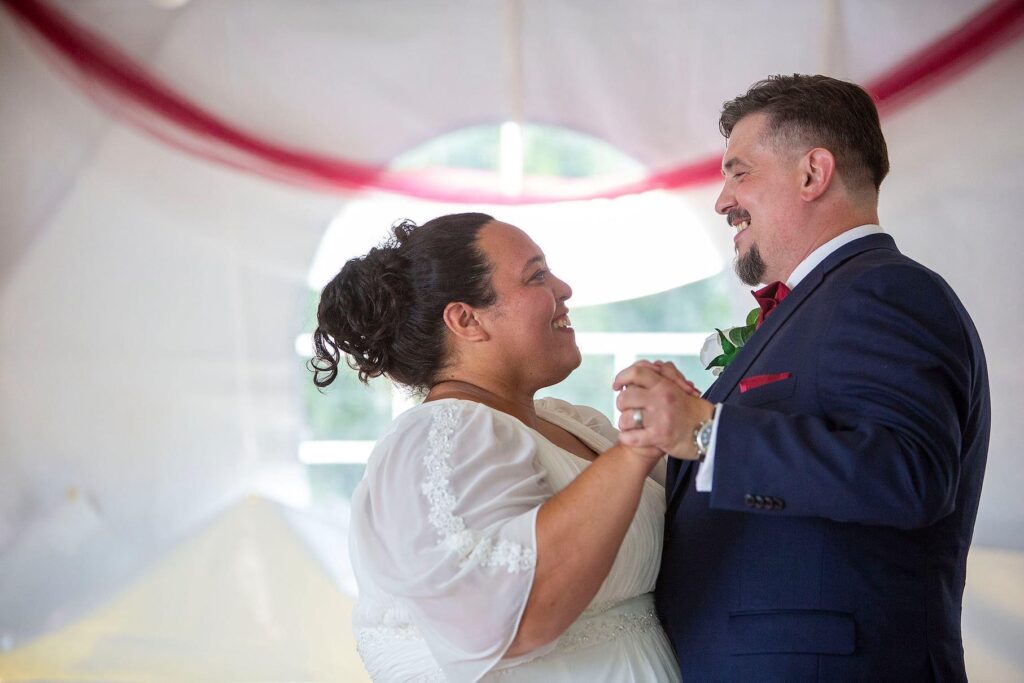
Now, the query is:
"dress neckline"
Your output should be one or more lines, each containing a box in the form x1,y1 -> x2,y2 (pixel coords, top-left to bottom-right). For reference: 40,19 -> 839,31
410,397 -> 612,466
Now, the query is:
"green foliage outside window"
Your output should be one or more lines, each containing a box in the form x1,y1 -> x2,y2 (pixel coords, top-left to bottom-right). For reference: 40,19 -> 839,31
537,354 -> 615,414
303,364 -> 394,441
392,124 -> 643,179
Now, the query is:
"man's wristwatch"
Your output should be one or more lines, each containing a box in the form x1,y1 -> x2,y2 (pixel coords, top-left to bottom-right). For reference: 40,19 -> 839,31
693,405 -> 716,461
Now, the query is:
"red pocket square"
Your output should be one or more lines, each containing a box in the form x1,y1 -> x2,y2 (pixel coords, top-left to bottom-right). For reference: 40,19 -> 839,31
739,372 -> 792,393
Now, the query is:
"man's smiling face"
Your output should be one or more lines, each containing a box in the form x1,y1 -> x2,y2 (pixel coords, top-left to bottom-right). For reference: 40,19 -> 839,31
714,112 -> 806,286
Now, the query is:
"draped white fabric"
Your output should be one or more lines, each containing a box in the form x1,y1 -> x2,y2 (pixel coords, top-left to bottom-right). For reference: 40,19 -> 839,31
1,0 -> 1023,679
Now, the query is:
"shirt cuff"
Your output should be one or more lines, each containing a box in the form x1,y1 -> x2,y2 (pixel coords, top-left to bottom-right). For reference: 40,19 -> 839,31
695,403 -> 724,492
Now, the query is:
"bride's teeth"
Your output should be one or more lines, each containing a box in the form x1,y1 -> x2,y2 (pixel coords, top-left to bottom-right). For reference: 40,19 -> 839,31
553,316 -> 572,329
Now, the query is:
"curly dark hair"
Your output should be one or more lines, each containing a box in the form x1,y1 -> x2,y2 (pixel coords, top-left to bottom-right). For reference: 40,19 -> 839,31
309,212 -> 497,393
720,74 -> 889,193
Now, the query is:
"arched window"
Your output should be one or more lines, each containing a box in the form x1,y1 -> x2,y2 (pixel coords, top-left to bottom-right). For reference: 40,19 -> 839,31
297,124 -> 741,499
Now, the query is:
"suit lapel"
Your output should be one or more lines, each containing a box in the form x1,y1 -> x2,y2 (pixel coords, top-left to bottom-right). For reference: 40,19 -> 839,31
666,233 -> 897,509
706,233 -> 896,404
706,269 -> 824,402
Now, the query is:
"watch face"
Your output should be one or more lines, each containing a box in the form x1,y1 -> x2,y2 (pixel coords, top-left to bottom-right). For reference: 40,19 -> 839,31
696,421 -> 712,453
699,423 -> 713,448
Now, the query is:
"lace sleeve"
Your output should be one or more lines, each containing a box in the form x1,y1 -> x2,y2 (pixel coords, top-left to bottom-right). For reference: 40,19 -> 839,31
350,400 -> 555,681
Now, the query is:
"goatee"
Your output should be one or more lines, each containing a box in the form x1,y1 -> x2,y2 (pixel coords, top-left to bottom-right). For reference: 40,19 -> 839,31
735,244 -> 767,286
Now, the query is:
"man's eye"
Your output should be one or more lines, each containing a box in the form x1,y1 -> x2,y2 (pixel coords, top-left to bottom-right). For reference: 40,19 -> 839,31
531,269 -> 548,282
733,172 -> 746,180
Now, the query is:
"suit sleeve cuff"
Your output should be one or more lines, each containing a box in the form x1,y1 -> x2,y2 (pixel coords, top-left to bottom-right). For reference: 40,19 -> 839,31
695,403 -> 724,492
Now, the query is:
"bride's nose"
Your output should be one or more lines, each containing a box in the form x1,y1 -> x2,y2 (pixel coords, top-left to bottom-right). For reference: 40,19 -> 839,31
553,272 -> 572,301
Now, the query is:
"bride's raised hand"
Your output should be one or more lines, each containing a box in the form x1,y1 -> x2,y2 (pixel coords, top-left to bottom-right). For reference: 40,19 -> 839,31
618,443 -> 664,460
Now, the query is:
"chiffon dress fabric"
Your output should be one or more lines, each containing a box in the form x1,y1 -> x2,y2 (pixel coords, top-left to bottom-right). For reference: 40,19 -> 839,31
349,397 -> 681,682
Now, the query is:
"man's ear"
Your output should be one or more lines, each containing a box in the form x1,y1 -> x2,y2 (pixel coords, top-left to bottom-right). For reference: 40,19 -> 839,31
442,302 -> 489,342
799,147 -> 836,202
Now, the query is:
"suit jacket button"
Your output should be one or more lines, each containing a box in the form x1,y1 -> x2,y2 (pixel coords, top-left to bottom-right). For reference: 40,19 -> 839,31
754,495 -> 765,508
773,498 -> 786,510
744,494 -> 755,507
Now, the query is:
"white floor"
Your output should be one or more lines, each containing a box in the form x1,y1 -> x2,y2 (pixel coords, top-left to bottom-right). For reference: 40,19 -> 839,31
0,496 -> 1018,682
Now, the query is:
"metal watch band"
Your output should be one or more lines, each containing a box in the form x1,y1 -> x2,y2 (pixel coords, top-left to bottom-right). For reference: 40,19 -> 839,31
694,405 -> 716,460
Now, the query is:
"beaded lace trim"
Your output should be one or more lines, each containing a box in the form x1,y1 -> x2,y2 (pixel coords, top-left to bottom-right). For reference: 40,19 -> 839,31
355,625 -> 445,682
421,402 -> 537,573
551,602 -> 660,655
355,597 -> 661,680
491,597 -> 661,676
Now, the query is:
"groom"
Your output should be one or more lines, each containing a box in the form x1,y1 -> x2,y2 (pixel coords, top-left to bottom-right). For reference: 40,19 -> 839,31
615,75 -> 990,681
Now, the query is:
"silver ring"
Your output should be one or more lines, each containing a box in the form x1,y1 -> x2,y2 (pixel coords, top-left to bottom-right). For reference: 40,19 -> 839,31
632,408 -> 644,430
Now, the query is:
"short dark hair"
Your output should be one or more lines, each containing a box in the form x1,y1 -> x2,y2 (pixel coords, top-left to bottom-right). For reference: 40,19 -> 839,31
719,74 -> 889,192
310,212 -> 497,393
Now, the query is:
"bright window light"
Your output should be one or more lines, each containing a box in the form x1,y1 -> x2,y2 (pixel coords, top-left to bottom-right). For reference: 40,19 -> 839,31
309,191 -> 721,307
299,123 -> 732,474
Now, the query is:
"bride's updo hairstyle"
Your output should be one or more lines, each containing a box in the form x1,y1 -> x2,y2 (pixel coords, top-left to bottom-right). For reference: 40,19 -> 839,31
310,212 -> 497,393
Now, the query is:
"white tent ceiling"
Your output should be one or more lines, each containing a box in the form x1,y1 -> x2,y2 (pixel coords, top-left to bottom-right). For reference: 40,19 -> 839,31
1,0 -> 1022,675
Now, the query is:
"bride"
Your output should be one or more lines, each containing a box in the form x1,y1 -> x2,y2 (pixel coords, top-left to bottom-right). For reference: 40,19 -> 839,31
311,212 -> 684,682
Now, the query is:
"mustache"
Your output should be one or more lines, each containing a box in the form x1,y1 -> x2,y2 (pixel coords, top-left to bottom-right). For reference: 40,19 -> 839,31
727,209 -> 751,227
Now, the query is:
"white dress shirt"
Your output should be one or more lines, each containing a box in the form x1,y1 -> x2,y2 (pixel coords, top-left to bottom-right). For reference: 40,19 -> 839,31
694,225 -> 883,491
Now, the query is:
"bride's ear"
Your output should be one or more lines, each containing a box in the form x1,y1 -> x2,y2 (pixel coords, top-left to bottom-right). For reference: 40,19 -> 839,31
442,302 -> 489,342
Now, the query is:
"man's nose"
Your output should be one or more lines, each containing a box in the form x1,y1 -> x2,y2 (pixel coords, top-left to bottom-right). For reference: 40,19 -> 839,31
715,183 -> 733,215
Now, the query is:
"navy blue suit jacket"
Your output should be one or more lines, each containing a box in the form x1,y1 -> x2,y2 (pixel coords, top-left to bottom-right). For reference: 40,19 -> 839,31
657,234 -> 990,682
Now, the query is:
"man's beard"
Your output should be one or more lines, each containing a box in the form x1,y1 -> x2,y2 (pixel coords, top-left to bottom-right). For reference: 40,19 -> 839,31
735,243 -> 767,286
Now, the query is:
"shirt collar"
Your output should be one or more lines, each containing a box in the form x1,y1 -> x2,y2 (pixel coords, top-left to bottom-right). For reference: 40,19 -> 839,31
785,224 -> 883,289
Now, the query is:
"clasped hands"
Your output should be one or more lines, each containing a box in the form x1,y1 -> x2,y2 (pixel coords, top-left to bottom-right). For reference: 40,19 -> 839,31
613,361 -> 715,461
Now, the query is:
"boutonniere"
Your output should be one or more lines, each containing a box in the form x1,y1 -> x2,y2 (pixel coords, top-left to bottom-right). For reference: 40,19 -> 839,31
700,307 -> 759,376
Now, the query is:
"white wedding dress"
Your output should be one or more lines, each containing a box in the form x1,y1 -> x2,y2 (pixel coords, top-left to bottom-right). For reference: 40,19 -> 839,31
349,397 -> 680,682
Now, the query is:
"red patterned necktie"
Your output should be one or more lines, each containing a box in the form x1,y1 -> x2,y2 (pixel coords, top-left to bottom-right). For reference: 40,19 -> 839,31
752,281 -> 791,329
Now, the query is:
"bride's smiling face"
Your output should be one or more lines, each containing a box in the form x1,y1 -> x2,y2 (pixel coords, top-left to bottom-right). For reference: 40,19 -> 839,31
474,221 -> 581,390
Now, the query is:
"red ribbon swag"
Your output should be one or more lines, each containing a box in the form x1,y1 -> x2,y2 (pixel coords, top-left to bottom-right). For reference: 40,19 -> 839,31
3,0 -> 1023,204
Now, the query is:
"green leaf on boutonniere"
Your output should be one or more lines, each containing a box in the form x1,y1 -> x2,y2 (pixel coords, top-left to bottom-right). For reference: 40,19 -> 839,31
702,308 -> 765,374
704,328 -> 740,371
706,353 -> 730,370
728,323 -> 755,347
716,328 -> 736,355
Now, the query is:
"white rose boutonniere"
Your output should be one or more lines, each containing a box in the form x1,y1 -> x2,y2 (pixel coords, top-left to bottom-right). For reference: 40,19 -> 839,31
701,307 -> 760,376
